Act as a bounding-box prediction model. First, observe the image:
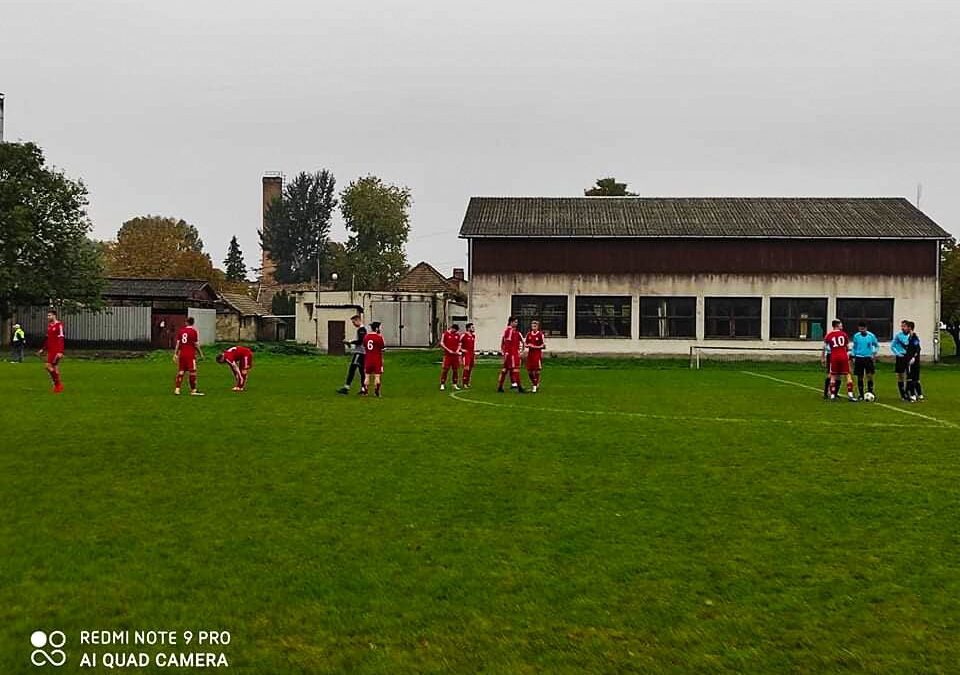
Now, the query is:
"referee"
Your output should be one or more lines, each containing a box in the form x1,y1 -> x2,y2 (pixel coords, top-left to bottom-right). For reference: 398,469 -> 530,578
337,314 -> 367,395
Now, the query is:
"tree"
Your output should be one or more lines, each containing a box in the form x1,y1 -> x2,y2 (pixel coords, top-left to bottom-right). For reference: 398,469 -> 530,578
584,177 -> 637,196
224,235 -> 247,282
0,142 -> 105,327
941,239 -> 960,356
260,170 -> 337,283
104,215 -> 223,290
339,175 -> 411,290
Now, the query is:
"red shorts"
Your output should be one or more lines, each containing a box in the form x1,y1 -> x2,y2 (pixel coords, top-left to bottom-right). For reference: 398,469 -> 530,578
47,353 -> 63,366
526,352 -> 542,371
178,355 -> 196,371
442,353 -> 460,369
830,356 -> 850,375
462,353 -> 475,369
235,356 -> 253,371
365,359 -> 383,375
502,352 -> 520,370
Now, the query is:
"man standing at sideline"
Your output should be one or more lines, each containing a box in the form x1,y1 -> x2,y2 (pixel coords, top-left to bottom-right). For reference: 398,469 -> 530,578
173,316 -> 204,396
461,323 -> 477,388
439,323 -> 462,391
850,321 -> 879,400
36,310 -> 65,393
10,322 -> 26,363
891,320 -> 911,401
496,316 -> 525,393
338,314 -> 367,395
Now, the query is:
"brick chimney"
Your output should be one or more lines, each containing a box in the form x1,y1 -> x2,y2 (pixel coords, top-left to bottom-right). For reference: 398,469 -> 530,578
260,173 -> 283,285
452,268 -> 465,281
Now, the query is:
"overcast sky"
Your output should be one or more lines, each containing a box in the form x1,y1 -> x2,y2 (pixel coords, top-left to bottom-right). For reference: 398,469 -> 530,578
3,0 -> 958,277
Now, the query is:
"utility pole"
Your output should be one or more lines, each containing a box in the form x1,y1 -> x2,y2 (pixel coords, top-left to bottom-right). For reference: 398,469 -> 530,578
0,92 -> 5,142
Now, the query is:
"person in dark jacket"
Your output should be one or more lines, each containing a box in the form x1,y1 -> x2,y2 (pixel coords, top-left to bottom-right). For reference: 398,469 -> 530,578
337,314 -> 368,394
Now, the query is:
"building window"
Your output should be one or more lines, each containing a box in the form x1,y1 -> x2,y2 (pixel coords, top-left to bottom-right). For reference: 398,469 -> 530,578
575,296 -> 632,338
705,297 -> 761,339
836,298 -> 895,340
770,298 -> 828,341
511,295 -> 567,337
639,297 -> 696,338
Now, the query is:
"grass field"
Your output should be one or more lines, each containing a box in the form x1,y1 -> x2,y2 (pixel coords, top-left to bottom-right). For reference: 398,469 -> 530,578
3,350 -> 960,673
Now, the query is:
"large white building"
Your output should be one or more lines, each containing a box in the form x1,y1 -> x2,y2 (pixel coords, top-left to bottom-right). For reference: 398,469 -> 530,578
460,197 -> 950,359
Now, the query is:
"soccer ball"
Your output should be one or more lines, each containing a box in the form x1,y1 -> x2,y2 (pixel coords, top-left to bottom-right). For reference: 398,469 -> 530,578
864,392 -> 875,402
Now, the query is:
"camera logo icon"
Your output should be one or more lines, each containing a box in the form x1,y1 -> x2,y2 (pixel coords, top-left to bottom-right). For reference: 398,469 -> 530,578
30,631 -> 67,667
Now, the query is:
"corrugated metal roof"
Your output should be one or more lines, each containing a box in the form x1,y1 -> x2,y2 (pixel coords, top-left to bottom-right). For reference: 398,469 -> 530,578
103,278 -> 213,298
459,197 -> 950,239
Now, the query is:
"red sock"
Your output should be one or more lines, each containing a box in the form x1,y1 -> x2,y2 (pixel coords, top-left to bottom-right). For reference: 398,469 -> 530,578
497,370 -> 506,388
452,369 -> 459,385
464,369 -> 471,385
189,373 -> 197,390
441,367 -> 448,384
175,373 -> 184,388
52,370 -> 61,386
847,381 -> 853,394
510,370 -> 519,385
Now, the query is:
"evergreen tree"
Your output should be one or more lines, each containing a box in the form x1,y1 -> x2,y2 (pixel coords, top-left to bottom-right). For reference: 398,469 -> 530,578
223,236 -> 247,282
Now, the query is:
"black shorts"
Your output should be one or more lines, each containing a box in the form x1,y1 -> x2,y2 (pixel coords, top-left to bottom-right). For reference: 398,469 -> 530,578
853,357 -> 875,376
894,356 -> 909,374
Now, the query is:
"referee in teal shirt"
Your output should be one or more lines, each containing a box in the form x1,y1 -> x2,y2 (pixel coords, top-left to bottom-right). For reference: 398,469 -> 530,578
850,321 -> 879,400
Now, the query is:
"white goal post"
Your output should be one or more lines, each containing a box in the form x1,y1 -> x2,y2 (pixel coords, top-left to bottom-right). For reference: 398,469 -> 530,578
689,345 -> 823,369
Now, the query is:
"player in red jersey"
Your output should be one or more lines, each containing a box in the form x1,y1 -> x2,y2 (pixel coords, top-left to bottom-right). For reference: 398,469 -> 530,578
822,319 -> 856,402
362,321 -> 386,397
216,345 -> 254,391
496,316 -> 525,393
460,323 -> 477,388
173,317 -> 204,396
524,320 -> 546,393
439,323 -> 462,391
36,309 -> 65,393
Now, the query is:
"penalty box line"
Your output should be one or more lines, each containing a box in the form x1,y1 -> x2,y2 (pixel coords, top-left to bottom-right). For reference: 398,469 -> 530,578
741,371 -> 958,430
448,390 -> 915,429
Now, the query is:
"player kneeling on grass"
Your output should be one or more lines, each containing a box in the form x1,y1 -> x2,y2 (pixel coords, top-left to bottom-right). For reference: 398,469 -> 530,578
850,321 -> 879,401
217,345 -> 254,391
524,320 -> 546,393
823,319 -> 857,402
362,321 -> 385,397
173,317 -> 204,396
439,323 -> 462,391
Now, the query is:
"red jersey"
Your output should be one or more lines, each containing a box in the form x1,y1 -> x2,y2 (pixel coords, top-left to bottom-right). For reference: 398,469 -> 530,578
176,326 -> 199,358
441,329 -> 462,354
501,326 -> 522,355
46,321 -> 65,355
364,332 -> 385,372
525,330 -> 545,351
460,332 -> 476,356
824,330 -> 850,359
224,345 -> 254,366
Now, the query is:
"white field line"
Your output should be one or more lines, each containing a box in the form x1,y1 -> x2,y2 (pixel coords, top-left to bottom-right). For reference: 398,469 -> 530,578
741,371 -> 958,429
448,390 -> 914,429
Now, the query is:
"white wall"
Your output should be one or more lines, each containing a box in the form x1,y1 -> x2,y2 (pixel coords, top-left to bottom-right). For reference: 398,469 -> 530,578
470,273 -> 939,358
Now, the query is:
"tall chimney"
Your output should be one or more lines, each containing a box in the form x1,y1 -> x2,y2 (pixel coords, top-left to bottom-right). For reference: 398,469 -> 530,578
261,173 -> 283,285
452,268 -> 465,281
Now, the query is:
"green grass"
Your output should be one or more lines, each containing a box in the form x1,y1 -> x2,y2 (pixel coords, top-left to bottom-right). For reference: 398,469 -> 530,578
2,352 -> 960,673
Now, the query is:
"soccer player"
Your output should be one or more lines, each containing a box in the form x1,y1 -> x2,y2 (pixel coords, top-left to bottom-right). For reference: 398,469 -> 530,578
216,345 -> 254,391
850,321 -> 879,400
905,320 -> 924,402
891,320 -> 911,401
822,319 -> 856,402
36,309 -> 65,393
822,342 -> 833,400
496,316 -> 525,393
338,314 -> 368,395
173,317 -> 204,396
439,323 -> 462,391
461,323 -> 477,388
362,321 -> 385,397
524,320 -> 546,393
